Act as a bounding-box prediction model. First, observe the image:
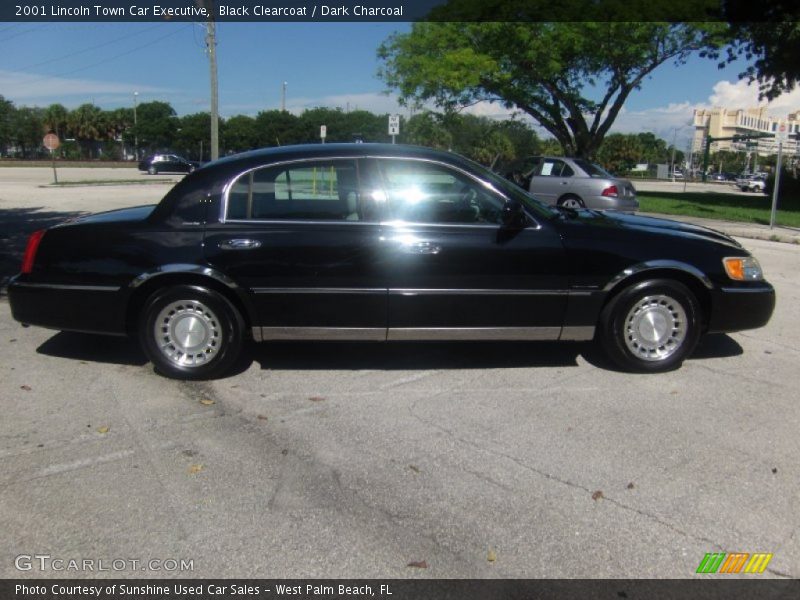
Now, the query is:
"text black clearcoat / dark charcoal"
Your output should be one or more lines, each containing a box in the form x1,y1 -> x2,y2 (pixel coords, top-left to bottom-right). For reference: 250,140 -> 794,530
8,144 -> 775,379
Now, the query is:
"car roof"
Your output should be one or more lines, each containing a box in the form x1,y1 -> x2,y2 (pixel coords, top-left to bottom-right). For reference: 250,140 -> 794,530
205,143 -> 467,172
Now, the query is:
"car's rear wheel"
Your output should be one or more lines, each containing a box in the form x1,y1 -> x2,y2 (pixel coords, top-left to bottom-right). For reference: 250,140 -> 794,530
139,285 -> 244,379
148,165 -> 158,175
558,195 -> 584,209
598,279 -> 701,372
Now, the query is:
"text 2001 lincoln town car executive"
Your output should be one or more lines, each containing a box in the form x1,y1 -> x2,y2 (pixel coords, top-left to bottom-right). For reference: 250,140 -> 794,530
9,144 -> 775,379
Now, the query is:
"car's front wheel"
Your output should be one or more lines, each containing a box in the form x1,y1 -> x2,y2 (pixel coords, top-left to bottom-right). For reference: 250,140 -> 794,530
139,285 -> 244,379
598,279 -> 701,372
148,165 -> 158,175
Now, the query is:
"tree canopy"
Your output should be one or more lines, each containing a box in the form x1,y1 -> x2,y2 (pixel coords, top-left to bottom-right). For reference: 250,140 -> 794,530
378,21 -> 720,158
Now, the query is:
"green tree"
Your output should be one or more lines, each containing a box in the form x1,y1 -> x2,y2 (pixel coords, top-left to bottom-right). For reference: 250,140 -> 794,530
9,106 -> 45,158
379,20 -> 719,158
134,101 -> 178,152
223,115 -> 258,153
42,103 -> 69,138
596,133 -> 644,173
0,95 -> 15,156
254,110 -> 302,146
715,2 -> 800,100
67,103 -> 105,158
176,112 -> 213,160
404,112 -> 453,149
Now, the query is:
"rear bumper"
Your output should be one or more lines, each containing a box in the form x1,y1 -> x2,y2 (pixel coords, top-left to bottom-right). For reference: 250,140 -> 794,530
707,283 -> 775,333
8,277 -> 128,336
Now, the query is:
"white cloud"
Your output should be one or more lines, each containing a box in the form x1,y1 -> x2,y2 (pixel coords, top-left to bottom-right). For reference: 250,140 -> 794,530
0,69 -> 169,106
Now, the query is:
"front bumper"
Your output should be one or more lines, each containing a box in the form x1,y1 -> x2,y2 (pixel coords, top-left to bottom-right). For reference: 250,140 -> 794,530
707,283 -> 776,333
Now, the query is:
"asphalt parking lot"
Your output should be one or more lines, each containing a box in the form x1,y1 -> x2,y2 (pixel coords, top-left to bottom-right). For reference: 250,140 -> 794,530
0,168 -> 798,579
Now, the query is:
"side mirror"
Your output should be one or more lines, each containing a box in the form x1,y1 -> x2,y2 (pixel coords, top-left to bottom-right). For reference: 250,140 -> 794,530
501,200 -> 527,229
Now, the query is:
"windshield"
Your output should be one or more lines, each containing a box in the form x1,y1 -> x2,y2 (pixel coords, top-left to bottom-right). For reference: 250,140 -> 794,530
572,158 -> 613,178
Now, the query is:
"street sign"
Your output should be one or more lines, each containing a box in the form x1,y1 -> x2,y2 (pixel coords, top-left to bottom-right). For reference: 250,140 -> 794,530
43,133 -> 60,150
388,115 -> 400,136
320,125 -> 326,143
776,123 -> 789,142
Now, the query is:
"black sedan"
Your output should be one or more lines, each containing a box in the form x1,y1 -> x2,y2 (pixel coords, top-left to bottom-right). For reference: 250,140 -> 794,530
138,153 -> 199,175
9,144 -> 775,379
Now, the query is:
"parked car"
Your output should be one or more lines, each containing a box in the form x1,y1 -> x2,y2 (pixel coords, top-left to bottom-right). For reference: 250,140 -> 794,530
138,153 -> 199,175
508,156 -> 638,211
9,143 -> 774,379
736,174 -> 767,193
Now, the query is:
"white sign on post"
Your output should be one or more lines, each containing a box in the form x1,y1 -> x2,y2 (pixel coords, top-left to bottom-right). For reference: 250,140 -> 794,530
320,125 -> 326,144
388,115 -> 400,136
775,123 -> 789,142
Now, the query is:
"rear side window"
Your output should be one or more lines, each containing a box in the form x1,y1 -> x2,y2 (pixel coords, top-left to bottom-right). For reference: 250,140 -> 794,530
225,160 -> 366,221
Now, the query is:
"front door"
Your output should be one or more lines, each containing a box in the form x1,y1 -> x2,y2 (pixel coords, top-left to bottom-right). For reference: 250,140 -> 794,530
369,158 -> 570,340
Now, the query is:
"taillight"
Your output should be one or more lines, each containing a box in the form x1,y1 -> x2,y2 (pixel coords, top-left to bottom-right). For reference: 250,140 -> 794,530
601,185 -> 619,197
21,229 -> 46,274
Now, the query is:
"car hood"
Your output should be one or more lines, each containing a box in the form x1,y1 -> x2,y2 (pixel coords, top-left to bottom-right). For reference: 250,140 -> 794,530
564,209 -> 742,248
60,205 -> 156,227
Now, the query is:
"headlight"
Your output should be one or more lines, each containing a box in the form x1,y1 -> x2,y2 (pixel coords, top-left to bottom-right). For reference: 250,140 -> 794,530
723,256 -> 764,281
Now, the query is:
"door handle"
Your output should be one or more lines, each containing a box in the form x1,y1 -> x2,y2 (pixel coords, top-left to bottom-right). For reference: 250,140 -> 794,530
404,241 -> 441,255
219,239 -> 261,250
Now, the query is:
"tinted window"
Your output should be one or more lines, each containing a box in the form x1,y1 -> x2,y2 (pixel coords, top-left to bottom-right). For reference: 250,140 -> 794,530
378,159 -> 505,225
226,160 -> 364,221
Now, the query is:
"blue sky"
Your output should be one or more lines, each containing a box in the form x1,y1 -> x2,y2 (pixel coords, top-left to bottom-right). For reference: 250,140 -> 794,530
1,21 -> 796,147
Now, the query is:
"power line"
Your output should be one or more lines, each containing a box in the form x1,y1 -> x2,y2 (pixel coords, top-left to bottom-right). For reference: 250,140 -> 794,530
13,23 -> 164,72
18,24 -> 192,87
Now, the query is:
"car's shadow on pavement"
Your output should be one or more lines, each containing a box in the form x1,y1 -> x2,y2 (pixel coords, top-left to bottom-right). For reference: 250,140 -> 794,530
36,332 -> 148,366
0,206 -> 88,292
690,333 -> 744,360
32,333 -> 744,376
250,340 -> 584,371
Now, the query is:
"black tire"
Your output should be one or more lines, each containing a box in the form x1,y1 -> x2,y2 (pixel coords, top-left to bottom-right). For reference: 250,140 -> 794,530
148,165 -> 158,175
558,194 -> 585,209
598,279 -> 701,373
139,285 -> 244,380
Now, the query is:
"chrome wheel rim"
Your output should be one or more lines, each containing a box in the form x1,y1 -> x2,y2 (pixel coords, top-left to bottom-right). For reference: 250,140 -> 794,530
623,294 -> 687,362
154,300 -> 220,368
561,198 -> 582,209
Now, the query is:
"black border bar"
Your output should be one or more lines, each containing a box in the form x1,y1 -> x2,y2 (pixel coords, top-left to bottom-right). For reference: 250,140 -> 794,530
3,579 -> 800,600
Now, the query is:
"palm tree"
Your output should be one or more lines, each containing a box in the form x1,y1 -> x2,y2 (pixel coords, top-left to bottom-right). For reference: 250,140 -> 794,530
67,103 -> 104,158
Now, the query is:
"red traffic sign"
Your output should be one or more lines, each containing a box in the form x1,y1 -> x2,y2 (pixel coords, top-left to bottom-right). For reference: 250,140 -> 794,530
43,133 -> 60,151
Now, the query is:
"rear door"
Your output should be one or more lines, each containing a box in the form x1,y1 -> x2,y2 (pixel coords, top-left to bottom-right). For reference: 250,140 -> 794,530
203,157 -> 388,340
530,158 -> 574,205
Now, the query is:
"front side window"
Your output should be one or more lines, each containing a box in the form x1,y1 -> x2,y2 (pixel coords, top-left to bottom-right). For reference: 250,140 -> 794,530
378,159 -> 505,225
226,160 -> 365,221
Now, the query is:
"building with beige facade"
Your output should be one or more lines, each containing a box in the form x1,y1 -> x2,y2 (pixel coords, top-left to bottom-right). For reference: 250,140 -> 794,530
692,107 -> 800,156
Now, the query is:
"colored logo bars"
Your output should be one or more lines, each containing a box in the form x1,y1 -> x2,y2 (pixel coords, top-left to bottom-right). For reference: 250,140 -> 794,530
696,552 -> 773,574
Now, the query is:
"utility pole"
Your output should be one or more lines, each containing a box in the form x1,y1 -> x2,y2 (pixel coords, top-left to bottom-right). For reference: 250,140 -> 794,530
281,81 -> 287,112
206,18 -> 219,160
133,91 -> 138,161
195,1 -> 219,161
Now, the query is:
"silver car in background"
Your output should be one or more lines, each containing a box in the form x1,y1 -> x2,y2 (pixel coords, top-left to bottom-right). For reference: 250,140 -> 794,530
509,156 -> 639,211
